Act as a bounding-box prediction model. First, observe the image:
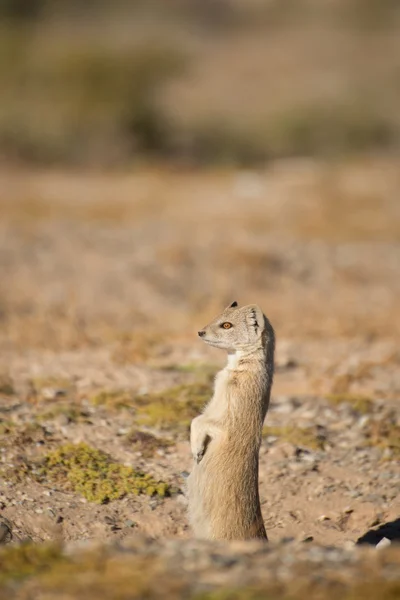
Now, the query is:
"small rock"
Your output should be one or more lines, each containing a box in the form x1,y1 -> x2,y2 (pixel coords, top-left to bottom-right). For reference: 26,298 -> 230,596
317,515 -> 330,522
55,414 -> 70,427
348,490 -> 362,498
124,519 -> 136,528
0,520 -> 12,544
42,387 -> 66,400
376,537 -> 391,550
104,516 -> 114,525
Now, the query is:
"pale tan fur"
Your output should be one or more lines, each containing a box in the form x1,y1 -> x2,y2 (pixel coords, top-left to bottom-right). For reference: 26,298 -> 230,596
186,301 -> 275,541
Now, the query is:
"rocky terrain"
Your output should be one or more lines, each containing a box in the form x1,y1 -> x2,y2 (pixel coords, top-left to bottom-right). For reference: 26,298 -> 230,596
0,158 -> 399,598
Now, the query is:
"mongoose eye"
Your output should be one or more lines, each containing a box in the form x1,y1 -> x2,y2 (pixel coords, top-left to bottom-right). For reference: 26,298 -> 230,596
221,322 -> 233,329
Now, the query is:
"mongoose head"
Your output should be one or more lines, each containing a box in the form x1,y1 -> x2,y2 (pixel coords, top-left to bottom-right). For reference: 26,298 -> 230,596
198,301 -> 273,352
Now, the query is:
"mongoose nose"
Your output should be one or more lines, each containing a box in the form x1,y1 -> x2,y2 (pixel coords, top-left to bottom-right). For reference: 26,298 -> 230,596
198,330 -> 206,337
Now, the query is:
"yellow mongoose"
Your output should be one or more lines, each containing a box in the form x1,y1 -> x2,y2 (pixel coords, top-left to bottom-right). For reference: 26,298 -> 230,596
186,301 -> 275,540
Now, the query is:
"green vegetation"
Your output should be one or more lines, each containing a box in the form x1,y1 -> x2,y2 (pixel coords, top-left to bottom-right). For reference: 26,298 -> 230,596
0,2 -> 399,166
135,383 -> 211,430
37,404 -> 91,424
90,381 -> 211,430
163,362 -> 216,381
0,543 -> 64,585
39,443 -> 171,503
91,389 -> 135,410
326,394 -> 373,415
362,412 -> 400,459
263,425 -> 326,451
0,30 -> 185,165
266,102 -> 394,159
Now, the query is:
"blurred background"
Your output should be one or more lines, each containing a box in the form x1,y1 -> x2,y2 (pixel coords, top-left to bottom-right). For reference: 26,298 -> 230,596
0,0 -> 399,555
0,0 -> 399,352
1,0 -> 400,166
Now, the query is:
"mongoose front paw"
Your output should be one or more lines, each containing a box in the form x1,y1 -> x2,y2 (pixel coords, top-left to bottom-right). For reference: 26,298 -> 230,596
192,433 -> 211,464
195,449 -> 205,463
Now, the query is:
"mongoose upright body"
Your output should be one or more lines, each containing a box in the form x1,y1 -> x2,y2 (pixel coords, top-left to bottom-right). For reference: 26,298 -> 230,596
186,301 -> 275,540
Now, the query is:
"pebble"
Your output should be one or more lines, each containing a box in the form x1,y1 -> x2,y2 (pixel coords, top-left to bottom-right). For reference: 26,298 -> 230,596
41,387 -> 66,400
124,520 -> 136,528
376,537 -> 391,550
0,521 -> 12,544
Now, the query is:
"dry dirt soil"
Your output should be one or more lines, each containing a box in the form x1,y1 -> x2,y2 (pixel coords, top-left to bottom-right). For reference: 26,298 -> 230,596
0,157 -> 399,598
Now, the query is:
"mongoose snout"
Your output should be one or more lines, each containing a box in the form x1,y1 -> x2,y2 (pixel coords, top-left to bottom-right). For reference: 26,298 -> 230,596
198,330 -> 206,337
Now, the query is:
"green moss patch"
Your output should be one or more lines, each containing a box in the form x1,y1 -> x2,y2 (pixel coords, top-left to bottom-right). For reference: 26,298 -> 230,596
263,425 -> 326,451
326,393 -> 373,415
37,403 -> 91,424
136,383 -> 211,430
362,411 -> 400,459
89,382 -> 211,431
90,389 -> 136,410
39,443 -> 171,503
162,363 -> 217,381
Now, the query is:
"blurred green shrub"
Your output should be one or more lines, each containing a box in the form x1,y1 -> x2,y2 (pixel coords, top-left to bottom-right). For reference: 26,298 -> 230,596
266,102 -> 395,158
174,99 -> 396,166
0,0 -> 43,20
0,2 -> 399,166
0,32 -> 185,164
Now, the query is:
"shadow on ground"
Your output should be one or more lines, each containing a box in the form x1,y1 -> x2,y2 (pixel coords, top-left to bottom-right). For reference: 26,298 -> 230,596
357,517 -> 400,545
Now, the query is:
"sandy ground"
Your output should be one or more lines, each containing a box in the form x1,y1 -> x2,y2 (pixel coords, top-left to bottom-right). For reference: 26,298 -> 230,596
0,158 -> 399,595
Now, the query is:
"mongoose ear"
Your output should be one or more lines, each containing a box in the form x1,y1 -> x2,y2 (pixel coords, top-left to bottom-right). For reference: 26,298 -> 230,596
228,301 -> 238,309
244,304 -> 265,335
